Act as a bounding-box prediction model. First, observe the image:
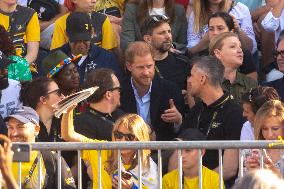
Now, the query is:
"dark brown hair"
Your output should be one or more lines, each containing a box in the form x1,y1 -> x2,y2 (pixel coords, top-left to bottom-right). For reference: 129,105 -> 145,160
136,0 -> 175,27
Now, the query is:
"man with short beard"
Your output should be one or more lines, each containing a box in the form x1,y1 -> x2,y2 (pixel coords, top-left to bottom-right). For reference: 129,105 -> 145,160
0,51 -> 21,122
141,15 -> 190,91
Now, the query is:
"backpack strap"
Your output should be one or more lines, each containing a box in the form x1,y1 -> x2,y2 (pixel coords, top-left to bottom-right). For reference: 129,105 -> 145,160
41,150 -> 56,189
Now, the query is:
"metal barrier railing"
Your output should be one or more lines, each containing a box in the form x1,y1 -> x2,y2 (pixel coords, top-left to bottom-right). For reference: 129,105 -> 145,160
14,140 -> 284,189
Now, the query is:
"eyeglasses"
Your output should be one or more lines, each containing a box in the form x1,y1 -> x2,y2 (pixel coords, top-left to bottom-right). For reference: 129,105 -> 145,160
273,50 -> 284,59
113,131 -> 136,141
45,89 -> 62,97
107,86 -> 122,93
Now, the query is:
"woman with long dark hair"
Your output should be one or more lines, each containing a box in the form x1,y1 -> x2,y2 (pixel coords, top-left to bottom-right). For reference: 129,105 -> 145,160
121,0 -> 187,50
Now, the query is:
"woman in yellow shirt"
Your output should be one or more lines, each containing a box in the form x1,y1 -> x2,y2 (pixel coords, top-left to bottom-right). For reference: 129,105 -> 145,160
61,106 -> 158,189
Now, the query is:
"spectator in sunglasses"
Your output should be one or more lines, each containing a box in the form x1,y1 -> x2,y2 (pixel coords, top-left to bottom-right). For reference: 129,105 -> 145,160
20,77 -> 64,142
266,33 -> 284,101
61,108 -> 158,189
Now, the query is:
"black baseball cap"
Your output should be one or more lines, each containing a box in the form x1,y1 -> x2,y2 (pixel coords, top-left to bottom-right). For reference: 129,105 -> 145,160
66,12 -> 92,42
0,50 -> 14,69
177,128 -> 207,141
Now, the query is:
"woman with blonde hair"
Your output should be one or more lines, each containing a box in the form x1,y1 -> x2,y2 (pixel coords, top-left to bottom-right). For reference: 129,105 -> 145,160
61,106 -> 158,189
187,0 -> 256,55
246,100 -> 284,176
209,32 -> 257,104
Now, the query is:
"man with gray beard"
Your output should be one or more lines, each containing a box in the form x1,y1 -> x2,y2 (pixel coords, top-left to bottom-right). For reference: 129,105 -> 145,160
141,15 -> 190,91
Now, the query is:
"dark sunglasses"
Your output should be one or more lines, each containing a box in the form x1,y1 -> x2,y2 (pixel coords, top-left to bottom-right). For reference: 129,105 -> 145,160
45,89 -> 62,97
113,131 -> 136,141
107,86 -> 122,93
145,15 -> 169,28
273,50 -> 284,59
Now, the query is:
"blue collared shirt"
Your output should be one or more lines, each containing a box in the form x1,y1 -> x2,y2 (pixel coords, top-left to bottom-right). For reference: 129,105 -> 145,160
131,78 -> 152,127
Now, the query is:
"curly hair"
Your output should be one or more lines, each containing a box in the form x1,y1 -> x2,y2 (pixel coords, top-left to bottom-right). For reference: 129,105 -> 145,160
0,25 -> 15,56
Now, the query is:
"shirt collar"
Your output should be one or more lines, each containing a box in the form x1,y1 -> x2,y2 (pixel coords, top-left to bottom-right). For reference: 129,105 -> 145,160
130,77 -> 152,98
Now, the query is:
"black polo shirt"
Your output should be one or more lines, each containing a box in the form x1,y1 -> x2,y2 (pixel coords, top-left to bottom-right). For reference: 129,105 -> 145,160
183,92 -> 245,169
74,107 -> 125,140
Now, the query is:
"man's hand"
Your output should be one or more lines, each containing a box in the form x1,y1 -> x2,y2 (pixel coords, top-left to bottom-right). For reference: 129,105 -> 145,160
161,99 -> 182,125
0,135 -> 13,177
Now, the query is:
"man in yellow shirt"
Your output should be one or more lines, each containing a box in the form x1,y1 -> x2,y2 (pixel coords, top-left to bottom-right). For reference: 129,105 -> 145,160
163,129 -> 225,189
0,0 -> 40,64
51,11 -> 117,51
5,106 -> 76,189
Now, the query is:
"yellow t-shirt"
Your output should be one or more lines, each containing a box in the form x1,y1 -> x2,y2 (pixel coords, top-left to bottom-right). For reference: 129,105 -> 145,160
82,138 -> 150,189
0,7 -> 40,56
50,12 -> 117,50
162,166 -> 224,189
12,151 -> 46,189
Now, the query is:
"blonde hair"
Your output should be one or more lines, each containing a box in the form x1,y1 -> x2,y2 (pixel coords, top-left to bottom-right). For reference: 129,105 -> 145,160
254,100 -> 284,140
106,114 -> 151,174
193,0 -> 228,33
209,32 -> 238,55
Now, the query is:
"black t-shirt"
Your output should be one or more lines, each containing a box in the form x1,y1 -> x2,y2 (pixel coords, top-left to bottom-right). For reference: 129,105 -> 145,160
74,107 -> 125,140
197,48 -> 256,75
155,52 -> 190,90
182,93 -> 245,169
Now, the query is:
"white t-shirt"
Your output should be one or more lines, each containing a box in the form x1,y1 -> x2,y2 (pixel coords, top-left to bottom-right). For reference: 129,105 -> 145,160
0,79 -> 21,118
17,0 -> 64,6
240,121 -> 255,141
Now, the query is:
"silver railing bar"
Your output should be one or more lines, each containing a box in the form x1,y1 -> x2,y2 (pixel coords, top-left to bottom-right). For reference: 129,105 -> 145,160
178,149 -> 182,189
57,150 -> 62,189
158,149 -> 162,189
198,149 -> 202,189
25,141 -> 284,151
98,150 -> 102,189
38,151 -> 42,189
77,150 -> 82,189
138,150 -> 142,189
219,149 -> 223,189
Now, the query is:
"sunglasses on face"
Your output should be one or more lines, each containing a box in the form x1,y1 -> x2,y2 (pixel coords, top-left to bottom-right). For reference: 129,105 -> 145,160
45,88 -> 62,97
273,50 -> 284,59
113,130 -> 136,141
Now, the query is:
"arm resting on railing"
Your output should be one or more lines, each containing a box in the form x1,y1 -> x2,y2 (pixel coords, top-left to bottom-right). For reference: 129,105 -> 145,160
214,149 -> 239,180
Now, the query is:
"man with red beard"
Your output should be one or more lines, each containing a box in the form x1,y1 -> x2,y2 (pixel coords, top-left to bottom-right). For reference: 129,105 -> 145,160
5,106 -> 76,189
120,41 -> 184,141
141,15 -> 190,91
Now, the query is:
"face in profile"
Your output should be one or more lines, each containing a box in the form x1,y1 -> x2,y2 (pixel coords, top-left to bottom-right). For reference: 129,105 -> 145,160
214,36 -> 243,69
187,65 -> 203,98
242,103 -> 255,125
276,40 -> 284,73
41,81 -> 64,111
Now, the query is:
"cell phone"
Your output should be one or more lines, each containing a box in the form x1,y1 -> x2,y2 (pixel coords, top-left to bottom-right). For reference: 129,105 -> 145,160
121,171 -> 132,180
11,144 -> 31,162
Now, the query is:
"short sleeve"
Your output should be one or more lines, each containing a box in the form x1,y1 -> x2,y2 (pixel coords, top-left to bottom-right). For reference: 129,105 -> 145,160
25,12 -> 40,42
50,14 -> 69,50
101,17 -> 118,50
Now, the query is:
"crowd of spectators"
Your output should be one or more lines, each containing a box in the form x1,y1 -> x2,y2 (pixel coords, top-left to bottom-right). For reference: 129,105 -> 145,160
1,0 -> 284,188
